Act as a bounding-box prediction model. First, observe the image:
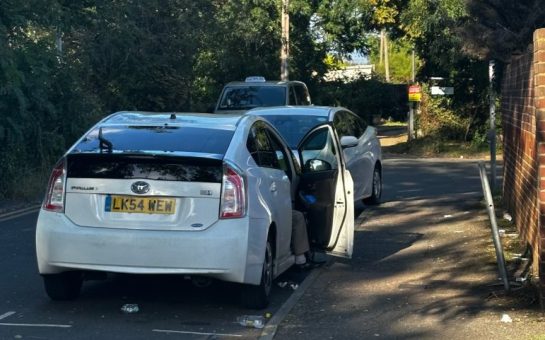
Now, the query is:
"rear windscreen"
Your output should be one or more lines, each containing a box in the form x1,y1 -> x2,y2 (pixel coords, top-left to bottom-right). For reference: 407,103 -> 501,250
73,126 -> 234,155
67,154 -> 223,182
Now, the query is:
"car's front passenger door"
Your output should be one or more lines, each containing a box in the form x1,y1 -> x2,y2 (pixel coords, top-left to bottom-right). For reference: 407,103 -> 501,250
297,125 -> 354,258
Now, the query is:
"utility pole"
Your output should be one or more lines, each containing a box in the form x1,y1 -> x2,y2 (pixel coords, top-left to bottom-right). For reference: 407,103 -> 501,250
411,49 -> 415,83
408,49 -> 416,141
383,29 -> 390,82
379,30 -> 384,66
280,0 -> 289,81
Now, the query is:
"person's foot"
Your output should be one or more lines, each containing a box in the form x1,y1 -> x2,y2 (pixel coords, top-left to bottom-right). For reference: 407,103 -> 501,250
295,260 -> 324,271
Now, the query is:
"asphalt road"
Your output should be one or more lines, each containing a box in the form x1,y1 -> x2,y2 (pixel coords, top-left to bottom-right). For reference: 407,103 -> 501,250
0,158 -> 500,340
0,210 -> 312,339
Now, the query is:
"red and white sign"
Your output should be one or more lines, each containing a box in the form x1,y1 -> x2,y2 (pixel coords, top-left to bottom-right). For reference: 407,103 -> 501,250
408,85 -> 422,102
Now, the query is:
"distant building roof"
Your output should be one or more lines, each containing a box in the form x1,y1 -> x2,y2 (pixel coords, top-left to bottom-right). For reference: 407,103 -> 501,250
324,64 -> 374,82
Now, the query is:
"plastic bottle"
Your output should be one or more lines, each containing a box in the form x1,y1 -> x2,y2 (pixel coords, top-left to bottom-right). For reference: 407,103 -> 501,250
236,315 -> 265,329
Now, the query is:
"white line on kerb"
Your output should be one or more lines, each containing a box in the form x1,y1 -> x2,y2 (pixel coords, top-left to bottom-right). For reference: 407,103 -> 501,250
0,323 -> 71,328
153,329 -> 242,337
0,311 -> 15,321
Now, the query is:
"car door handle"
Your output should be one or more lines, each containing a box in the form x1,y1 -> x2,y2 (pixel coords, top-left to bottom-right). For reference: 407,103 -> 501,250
270,182 -> 277,192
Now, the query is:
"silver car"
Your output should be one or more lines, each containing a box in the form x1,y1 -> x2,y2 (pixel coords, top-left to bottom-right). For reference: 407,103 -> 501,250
36,112 -> 354,309
214,77 -> 311,114
246,106 -> 383,204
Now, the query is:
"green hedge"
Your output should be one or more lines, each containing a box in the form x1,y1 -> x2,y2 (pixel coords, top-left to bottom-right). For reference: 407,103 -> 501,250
312,77 -> 408,124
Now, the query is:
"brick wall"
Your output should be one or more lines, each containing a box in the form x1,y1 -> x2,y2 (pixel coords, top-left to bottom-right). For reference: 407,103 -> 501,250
502,28 -> 545,303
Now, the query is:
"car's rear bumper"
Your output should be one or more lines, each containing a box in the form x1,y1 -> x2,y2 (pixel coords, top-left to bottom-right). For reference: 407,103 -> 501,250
36,210 -> 262,284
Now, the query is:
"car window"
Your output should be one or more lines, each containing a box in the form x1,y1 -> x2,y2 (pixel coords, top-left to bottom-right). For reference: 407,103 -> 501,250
258,114 -> 328,148
333,111 -> 354,138
294,84 -> 311,105
74,126 -> 234,155
218,86 -> 286,110
347,112 -> 364,137
334,111 -> 365,138
265,129 -> 292,179
355,115 -> 368,135
288,86 -> 297,105
247,122 -> 281,169
299,127 -> 338,173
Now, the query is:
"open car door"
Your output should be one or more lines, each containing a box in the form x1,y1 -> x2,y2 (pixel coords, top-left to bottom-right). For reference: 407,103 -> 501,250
296,125 -> 354,258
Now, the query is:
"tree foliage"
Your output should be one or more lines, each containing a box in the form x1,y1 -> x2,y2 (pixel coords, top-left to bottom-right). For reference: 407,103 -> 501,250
0,0 -> 374,199
2,0 -> 536,199
461,0 -> 545,61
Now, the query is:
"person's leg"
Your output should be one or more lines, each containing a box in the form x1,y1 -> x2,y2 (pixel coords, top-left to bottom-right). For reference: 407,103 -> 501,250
291,210 -> 310,264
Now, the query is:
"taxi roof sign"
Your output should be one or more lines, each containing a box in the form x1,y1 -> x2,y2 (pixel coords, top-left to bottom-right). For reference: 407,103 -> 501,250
245,76 -> 266,83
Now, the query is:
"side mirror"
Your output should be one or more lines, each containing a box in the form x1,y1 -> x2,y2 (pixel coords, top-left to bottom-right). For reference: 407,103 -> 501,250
340,136 -> 358,148
304,159 -> 332,172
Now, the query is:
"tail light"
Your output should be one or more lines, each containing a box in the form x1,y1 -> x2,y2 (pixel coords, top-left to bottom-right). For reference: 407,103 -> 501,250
43,159 -> 66,212
220,163 -> 246,219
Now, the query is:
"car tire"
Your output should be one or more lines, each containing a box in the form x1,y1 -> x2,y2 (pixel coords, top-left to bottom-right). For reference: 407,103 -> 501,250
363,165 -> 382,205
241,240 -> 273,309
43,272 -> 83,301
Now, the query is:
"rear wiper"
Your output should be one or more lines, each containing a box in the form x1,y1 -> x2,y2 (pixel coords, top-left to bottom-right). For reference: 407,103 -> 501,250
98,127 -> 113,153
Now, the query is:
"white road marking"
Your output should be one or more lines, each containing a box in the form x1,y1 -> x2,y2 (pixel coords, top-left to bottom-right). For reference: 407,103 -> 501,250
0,323 -> 71,328
0,206 -> 40,223
0,311 -> 15,321
153,329 -> 242,337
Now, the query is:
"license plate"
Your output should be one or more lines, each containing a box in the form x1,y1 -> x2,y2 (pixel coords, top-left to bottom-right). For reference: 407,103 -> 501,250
105,195 -> 176,214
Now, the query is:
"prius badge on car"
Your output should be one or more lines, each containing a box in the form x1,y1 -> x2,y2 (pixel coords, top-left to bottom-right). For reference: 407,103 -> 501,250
131,181 -> 150,195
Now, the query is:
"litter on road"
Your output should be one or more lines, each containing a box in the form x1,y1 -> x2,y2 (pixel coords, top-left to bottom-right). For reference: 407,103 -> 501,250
500,314 -> 513,323
120,304 -> 139,314
236,315 -> 265,329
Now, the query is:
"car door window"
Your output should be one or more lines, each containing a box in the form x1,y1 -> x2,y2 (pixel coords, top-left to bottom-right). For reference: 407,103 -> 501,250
247,123 -> 281,169
347,112 -> 364,138
299,127 -> 338,173
355,115 -> 368,136
334,111 -> 366,138
333,111 -> 353,138
265,129 -> 292,179
288,86 -> 297,105
294,84 -> 311,105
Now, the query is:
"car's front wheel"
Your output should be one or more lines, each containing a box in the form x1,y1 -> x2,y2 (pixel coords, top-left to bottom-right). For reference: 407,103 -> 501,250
241,240 -> 273,309
363,165 -> 382,205
42,272 -> 83,301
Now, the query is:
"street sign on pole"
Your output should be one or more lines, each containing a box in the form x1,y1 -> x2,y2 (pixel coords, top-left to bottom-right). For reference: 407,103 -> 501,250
408,85 -> 421,102
407,84 -> 420,141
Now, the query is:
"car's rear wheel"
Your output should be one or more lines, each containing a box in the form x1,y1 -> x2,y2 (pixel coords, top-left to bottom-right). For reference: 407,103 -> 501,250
42,272 -> 83,301
241,240 -> 273,309
363,165 -> 382,205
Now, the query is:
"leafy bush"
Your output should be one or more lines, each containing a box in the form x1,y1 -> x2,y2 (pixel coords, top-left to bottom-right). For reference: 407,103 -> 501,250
313,76 -> 408,123
418,89 -> 470,140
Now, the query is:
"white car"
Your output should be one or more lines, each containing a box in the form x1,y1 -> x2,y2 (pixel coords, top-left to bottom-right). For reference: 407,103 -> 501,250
36,112 -> 354,309
246,106 -> 383,204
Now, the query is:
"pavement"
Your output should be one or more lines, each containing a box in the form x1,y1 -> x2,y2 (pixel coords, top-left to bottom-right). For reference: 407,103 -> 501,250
273,158 -> 545,339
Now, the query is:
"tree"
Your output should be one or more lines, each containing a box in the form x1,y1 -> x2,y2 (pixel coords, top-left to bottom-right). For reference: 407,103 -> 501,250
461,0 -> 545,62
368,36 -> 419,83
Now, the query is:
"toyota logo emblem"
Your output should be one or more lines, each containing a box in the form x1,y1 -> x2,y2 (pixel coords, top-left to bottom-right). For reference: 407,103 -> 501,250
131,181 -> 150,194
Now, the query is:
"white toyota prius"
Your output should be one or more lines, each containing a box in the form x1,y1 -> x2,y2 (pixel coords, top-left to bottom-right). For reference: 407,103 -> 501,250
36,112 -> 354,308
